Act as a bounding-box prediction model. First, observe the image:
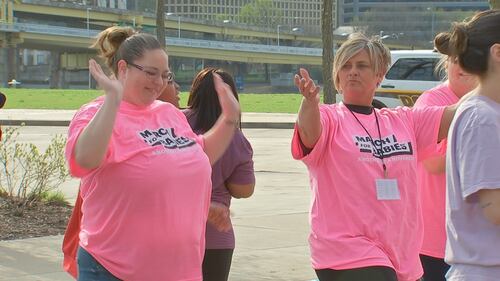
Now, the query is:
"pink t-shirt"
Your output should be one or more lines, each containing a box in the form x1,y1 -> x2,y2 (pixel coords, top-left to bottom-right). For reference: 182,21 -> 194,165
291,102 -> 444,281
65,97 -> 212,281
414,83 -> 458,259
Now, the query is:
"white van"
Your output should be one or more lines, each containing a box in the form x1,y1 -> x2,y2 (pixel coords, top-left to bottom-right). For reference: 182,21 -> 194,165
373,50 -> 442,108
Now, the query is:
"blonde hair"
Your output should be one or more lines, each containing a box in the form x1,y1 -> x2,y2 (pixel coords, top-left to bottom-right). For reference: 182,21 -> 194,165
91,26 -> 163,76
332,33 -> 391,91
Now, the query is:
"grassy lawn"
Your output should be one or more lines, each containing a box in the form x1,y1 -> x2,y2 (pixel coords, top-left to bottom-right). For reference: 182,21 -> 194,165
1,88 -> 308,113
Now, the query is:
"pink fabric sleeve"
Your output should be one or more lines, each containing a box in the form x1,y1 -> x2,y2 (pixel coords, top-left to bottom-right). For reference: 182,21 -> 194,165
65,101 -> 110,178
414,92 -> 447,161
291,105 -> 336,167
409,105 -> 446,151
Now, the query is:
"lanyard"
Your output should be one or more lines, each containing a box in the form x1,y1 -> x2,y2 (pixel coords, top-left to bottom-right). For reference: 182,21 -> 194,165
347,107 -> 388,178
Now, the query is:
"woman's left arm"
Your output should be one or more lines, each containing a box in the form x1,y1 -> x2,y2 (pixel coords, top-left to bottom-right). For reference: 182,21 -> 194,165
227,182 -> 255,199
202,73 -> 241,165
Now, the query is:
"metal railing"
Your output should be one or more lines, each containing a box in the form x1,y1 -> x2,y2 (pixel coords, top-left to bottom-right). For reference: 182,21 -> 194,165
0,22 -> 323,57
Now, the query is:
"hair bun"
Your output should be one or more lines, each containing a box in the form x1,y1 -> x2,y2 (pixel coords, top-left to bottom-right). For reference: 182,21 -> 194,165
448,23 -> 469,56
434,32 -> 451,55
107,27 -> 136,50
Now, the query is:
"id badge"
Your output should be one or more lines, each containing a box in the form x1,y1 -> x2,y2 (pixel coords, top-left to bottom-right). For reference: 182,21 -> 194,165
375,179 -> 400,200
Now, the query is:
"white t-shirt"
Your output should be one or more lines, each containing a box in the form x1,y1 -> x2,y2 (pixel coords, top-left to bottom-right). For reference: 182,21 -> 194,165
445,95 -> 500,281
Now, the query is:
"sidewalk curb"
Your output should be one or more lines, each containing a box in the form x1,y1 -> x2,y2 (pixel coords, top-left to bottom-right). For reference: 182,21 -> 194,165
0,119 -> 295,129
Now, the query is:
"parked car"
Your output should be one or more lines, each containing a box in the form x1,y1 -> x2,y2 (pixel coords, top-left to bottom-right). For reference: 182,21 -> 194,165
373,50 -> 442,108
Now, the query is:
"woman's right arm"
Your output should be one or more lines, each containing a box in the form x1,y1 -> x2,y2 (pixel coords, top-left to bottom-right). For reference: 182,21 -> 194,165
73,60 -> 123,170
294,68 -> 322,149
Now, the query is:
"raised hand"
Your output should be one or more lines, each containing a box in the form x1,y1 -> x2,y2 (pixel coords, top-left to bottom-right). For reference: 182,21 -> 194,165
88,59 -> 123,102
207,202 -> 232,232
213,73 -> 240,125
294,68 -> 321,103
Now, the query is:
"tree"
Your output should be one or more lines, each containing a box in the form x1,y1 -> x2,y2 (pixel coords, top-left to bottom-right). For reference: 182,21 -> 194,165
239,0 -> 282,28
156,0 -> 165,48
491,0 -> 500,9
322,0 -> 335,104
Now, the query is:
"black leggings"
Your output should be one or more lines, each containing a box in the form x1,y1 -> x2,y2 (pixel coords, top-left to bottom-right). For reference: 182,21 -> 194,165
420,254 -> 450,281
202,248 -> 234,281
315,266 -> 398,281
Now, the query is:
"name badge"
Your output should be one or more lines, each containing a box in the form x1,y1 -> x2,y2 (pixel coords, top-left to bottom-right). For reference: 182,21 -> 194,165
375,179 -> 400,200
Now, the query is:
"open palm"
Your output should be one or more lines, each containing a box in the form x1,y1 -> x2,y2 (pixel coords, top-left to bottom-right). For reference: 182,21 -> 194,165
89,59 -> 124,101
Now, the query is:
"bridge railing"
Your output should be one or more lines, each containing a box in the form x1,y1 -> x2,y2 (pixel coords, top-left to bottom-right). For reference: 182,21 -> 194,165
0,22 -> 323,56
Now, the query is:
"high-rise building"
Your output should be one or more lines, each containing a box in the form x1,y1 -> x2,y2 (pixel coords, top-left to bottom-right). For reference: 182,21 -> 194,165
163,0 -> 337,35
338,0 -> 489,25
336,0 -> 489,45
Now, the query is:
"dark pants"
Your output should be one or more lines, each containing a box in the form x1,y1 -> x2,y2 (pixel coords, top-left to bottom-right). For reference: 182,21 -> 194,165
202,248 -> 234,281
420,254 -> 450,281
315,266 -> 398,281
77,247 -> 122,281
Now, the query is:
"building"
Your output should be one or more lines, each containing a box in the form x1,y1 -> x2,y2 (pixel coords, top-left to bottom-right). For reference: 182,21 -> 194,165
337,0 -> 489,45
163,0 -> 337,35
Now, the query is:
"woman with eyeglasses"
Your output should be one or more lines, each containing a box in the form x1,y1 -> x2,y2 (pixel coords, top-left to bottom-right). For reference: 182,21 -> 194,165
65,26 -> 240,281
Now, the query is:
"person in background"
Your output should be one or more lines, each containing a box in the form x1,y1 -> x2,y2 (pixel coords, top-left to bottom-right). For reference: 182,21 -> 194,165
184,67 -> 255,281
434,9 -> 500,281
414,54 -> 478,281
292,33 -> 460,281
158,76 -> 181,108
66,26 -> 240,281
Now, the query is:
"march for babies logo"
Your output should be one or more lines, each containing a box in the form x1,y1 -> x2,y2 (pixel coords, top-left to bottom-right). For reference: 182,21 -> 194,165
354,134 -> 413,158
139,127 -> 195,149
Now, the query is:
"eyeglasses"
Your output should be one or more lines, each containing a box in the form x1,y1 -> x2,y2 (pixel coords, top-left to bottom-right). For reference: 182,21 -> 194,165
127,62 -> 175,83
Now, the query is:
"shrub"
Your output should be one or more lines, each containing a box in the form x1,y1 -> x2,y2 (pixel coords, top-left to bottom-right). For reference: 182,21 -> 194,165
0,126 -> 69,207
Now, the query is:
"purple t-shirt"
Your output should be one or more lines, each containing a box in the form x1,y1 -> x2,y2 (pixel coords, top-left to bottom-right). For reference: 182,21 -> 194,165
184,109 -> 255,249
445,95 -> 500,280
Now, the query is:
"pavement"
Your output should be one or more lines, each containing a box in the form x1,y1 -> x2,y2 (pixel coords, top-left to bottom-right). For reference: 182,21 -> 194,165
0,110 -> 320,281
0,109 -> 297,129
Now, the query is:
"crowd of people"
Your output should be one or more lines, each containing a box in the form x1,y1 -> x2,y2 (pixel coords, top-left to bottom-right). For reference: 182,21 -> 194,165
62,9 -> 499,281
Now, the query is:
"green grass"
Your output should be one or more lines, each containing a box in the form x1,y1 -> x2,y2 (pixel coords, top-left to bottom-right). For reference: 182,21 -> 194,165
1,88 -> 305,113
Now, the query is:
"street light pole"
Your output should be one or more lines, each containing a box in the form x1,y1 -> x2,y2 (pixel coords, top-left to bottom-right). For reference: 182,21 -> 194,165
86,7 -> 91,89
167,13 -> 181,38
427,7 -> 435,41
277,24 -> 282,47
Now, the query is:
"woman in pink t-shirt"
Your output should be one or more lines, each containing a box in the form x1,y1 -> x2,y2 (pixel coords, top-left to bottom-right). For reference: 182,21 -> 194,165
414,56 -> 477,281
66,26 -> 240,281
292,33 -> 461,281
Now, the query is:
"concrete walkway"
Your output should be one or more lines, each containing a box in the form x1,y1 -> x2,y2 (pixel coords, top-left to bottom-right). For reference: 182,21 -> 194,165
0,109 -> 297,129
0,110 -> 319,281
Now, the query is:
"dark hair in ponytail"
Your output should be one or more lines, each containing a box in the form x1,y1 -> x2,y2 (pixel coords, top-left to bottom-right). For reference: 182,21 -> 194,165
434,9 -> 500,77
91,26 -> 164,76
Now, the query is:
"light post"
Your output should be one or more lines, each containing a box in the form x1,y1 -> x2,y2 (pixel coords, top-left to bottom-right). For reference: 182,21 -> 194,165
277,24 -> 282,47
427,7 -> 435,42
222,19 -> 231,41
86,7 -> 91,89
166,12 -> 180,38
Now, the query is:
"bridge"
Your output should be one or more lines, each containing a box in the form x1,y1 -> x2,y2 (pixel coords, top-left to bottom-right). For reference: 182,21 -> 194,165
0,0 -> 418,87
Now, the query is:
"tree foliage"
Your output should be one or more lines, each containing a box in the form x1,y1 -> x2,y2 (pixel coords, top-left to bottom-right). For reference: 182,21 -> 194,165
239,0 -> 283,27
